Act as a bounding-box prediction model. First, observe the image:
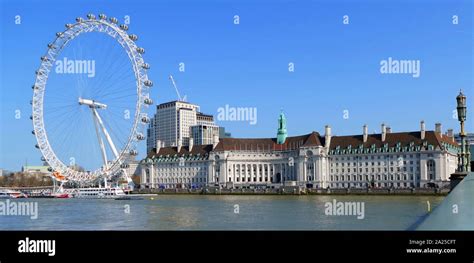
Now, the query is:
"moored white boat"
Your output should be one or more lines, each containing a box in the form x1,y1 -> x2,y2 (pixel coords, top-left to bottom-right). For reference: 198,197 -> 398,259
0,189 -> 28,199
68,187 -> 126,199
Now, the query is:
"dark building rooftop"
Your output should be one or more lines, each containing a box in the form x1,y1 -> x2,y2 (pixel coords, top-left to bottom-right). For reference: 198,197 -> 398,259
329,131 -> 458,150
146,130 -> 458,156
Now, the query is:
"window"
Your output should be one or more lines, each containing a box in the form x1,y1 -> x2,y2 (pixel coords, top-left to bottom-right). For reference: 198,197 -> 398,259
427,160 -> 436,180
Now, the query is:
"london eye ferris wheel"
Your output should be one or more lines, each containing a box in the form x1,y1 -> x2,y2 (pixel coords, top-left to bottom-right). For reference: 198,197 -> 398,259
31,14 -> 153,186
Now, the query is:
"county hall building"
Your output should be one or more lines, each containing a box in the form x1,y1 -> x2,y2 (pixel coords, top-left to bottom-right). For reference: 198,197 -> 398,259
139,112 -> 459,190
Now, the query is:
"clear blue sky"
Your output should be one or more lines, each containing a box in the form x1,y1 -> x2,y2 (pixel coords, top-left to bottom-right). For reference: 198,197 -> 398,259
0,0 -> 472,171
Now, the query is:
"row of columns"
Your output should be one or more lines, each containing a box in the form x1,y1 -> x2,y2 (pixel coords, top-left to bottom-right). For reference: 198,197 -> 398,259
214,159 -> 320,185
140,155 -> 330,188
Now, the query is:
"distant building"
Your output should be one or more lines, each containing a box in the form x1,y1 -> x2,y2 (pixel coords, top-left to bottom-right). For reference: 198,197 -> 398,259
122,154 -> 141,177
22,165 -> 51,175
196,112 -> 214,126
140,114 -> 459,189
0,169 -> 13,176
191,112 -> 220,145
157,101 -> 199,148
191,124 -> 219,145
146,100 -> 224,153
219,127 -> 232,138
146,117 -> 157,154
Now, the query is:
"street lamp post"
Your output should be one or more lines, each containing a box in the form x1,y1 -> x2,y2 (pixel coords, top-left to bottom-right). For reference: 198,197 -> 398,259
450,90 -> 471,190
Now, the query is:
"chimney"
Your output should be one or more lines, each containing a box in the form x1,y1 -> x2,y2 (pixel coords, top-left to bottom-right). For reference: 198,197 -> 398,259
386,126 -> 391,133
363,124 -> 368,143
435,123 -> 442,137
381,123 -> 386,142
447,129 -> 453,137
155,140 -> 162,154
447,129 -> 454,142
189,137 -> 194,152
325,125 -> 332,148
213,134 -> 219,149
420,121 -> 426,140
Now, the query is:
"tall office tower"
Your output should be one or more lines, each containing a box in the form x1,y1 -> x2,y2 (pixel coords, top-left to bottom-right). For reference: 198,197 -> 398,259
146,101 -> 225,153
146,117 -> 157,153
146,100 -> 200,153
155,101 -> 199,148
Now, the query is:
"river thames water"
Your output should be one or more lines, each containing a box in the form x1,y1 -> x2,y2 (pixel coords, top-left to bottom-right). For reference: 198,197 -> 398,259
0,195 -> 444,230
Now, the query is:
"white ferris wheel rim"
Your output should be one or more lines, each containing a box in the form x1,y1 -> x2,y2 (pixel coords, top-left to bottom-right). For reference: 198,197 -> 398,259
31,15 -> 152,182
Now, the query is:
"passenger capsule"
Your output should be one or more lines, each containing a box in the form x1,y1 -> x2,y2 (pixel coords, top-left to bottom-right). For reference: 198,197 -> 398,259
41,56 -> 48,62
130,150 -> 138,156
65,23 -> 73,29
41,156 -> 46,162
99,14 -> 107,20
120,24 -> 129,31
141,116 -> 150,123
136,47 -> 145,54
56,32 -> 63,37
76,17 -> 84,23
137,133 -> 145,140
47,43 -> 56,49
31,130 -> 35,135
142,63 -> 150,69
109,17 -> 118,24
144,98 -> 153,105
129,34 -> 138,41
144,80 -> 153,87
120,164 -> 130,169
87,14 -> 96,20
35,144 -> 40,149
47,167 -> 53,172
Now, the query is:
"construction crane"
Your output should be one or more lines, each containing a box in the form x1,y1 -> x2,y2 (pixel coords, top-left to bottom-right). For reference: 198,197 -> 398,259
168,75 -> 187,102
